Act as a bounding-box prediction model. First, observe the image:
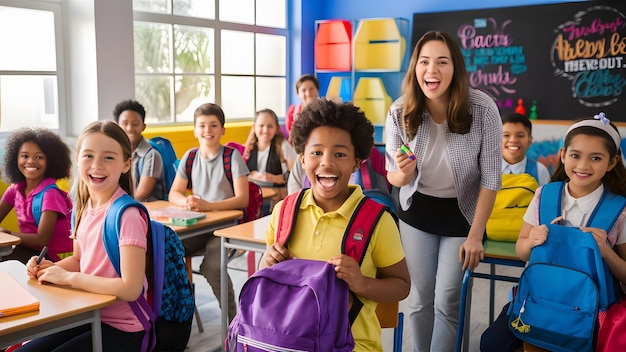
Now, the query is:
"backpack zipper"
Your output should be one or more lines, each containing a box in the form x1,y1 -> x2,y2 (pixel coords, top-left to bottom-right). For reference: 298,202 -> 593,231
237,335 -> 308,352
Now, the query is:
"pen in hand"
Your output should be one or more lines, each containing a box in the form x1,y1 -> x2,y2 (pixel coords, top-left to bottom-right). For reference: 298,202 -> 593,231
36,246 -> 48,266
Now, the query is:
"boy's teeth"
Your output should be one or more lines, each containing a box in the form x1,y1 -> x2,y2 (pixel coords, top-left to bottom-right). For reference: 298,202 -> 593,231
318,177 -> 337,187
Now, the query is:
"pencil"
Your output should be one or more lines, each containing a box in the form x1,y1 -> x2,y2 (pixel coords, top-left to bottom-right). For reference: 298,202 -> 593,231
36,246 -> 48,266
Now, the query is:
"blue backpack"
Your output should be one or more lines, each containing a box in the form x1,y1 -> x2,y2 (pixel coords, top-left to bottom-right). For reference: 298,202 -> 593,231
32,184 -> 60,226
102,194 -> 194,352
145,136 -> 179,200
226,190 -> 390,351
508,181 -> 626,352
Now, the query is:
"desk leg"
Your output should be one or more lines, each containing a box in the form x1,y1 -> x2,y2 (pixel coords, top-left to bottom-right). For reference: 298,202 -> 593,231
221,236 -> 228,344
92,309 -> 103,352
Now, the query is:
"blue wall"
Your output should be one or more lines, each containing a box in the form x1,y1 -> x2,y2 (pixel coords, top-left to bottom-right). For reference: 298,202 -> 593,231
290,0 -> 588,106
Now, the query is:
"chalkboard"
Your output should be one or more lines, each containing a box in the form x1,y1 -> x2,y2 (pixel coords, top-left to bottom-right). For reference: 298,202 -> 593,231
412,1 -> 626,121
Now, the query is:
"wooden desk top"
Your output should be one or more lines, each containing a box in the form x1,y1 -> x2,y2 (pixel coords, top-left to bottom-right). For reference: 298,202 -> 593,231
142,200 -> 243,234
260,187 -> 277,200
0,260 -> 116,335
213,215 -> 270,245
0,232 -> 21,247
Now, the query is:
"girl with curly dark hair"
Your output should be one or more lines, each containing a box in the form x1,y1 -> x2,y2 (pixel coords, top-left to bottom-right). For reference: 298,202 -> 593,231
0,127 -> 73,262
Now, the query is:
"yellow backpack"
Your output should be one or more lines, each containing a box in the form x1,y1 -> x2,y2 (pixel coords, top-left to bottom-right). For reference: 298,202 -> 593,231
486,173 -> 539,242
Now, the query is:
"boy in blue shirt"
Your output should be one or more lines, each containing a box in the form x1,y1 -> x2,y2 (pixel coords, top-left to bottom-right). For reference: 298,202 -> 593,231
501,112 -> 551,186
113,99 -> 165,201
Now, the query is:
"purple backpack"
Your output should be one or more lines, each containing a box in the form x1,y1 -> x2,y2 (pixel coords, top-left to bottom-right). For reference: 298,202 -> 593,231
226,259 -> 354,351
226,190 -> 389,351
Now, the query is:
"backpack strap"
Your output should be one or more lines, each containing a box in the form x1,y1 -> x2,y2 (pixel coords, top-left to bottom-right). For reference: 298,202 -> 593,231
185,147 -> 199,190
102,194 -> 157,352
32,184 -> 59,226
343,197 -> 387,324
341,197 -> 386,264
539,181 -> 626,232
586,191 -> 626,231
222,145 -> 234,187
524,158 -> 539,181
538,181 -> 564,225
275,189 -> 306,247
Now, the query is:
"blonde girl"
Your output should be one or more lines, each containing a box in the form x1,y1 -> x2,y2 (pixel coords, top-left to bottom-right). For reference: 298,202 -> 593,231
244,108 -> 297,186
20,121 -> 148,352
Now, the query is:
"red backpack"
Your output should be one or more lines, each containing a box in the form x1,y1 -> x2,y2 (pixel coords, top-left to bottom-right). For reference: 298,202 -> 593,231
185,146 -> 263,223
277,189 -> 387,269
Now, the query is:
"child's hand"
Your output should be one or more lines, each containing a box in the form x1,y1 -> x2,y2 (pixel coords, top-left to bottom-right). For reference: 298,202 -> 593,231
184,195 -> 209,211
327,255 -> 365,293
26,256 -> 53,279
259,243 -> 292,269
249,171 -> 264,180
36,265 -> 72,286
395,148 -> 417,176
528,224 -> 549,249
579,226 -> 610,257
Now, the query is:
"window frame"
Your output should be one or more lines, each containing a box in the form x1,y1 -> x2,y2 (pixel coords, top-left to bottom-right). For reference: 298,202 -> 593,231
0,0 -> 67,136
133,1 -> 289,124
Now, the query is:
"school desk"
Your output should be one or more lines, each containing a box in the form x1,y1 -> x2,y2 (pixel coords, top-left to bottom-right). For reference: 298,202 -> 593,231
0,232 -> 20,260
213,215 -> 270,342
142,200 -> 243,241
260,187 -> 277,200
0,260 -> 116,352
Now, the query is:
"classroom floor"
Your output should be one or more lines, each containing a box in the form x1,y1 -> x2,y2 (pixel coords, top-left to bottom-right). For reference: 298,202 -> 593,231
185,255 -> 524,352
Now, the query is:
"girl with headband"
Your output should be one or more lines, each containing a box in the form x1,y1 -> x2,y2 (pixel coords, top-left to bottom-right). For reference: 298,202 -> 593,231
481,113 -> 626,351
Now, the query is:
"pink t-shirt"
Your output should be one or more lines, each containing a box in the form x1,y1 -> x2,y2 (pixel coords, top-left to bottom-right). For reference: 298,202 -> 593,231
285,104 -> 302,136
1,178 -> 72,261
75,187 -> 148,332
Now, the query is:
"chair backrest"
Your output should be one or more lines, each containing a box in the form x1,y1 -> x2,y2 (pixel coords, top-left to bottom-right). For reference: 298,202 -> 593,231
376,301 -> 399,328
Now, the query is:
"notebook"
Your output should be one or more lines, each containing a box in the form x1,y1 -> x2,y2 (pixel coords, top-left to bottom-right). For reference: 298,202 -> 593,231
0,272 -> 40,317
151,207 -> 207,226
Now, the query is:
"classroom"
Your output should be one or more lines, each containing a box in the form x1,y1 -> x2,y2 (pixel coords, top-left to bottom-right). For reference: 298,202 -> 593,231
2,0 -> 626,351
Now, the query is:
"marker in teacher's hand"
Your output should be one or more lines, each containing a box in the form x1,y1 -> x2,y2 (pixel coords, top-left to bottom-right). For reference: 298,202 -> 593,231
400,144 -> 416,160
36,246 -> 48,266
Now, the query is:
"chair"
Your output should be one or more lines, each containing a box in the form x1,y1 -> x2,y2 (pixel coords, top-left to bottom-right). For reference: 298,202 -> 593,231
377,301 -> 404,352
455,240 -> 526,352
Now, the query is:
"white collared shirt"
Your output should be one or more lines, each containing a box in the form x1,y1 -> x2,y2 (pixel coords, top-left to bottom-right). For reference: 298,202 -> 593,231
524,183 -> 604,227
502,157 -> 552,186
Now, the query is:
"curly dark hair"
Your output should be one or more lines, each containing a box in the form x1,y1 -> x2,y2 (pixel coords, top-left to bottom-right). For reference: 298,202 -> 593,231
113,99 -> 146,122
2,127 -> 72,184
290,99 -> 374,161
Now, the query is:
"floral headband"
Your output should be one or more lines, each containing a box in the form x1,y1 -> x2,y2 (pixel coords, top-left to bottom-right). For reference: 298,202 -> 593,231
565,112 -> 621,150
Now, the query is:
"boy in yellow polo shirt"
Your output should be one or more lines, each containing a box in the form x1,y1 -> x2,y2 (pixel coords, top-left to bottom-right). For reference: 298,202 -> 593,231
260,99 -> 410,351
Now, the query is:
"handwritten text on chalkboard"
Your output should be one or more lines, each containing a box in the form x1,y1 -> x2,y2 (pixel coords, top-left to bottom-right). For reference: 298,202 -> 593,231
552,5 -> 626,108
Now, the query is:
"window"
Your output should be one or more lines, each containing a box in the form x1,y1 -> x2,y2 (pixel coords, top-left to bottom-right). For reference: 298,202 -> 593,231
133,0 -> 287,124
0,1 -> 65,132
